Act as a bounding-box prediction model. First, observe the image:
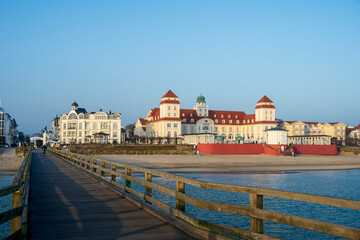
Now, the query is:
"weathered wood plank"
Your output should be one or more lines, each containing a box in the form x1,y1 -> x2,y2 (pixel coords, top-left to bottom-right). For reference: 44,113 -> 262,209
28,151 -> 195,240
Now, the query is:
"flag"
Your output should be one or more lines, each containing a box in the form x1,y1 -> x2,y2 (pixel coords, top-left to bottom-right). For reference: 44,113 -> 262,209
41,125 -> 47,133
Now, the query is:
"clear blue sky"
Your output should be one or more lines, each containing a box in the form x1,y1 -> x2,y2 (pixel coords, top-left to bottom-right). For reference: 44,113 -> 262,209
0,0 -> 359,134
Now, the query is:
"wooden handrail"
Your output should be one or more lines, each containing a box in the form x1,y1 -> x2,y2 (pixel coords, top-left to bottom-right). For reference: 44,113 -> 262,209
49,148 -> 360,240
0,149 -> 32,240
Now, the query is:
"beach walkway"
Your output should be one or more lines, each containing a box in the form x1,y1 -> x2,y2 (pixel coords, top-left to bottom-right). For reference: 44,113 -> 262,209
27,151 -> 194,240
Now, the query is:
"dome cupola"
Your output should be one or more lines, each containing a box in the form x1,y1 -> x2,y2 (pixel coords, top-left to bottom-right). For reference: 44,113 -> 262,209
197,95 -> 205,103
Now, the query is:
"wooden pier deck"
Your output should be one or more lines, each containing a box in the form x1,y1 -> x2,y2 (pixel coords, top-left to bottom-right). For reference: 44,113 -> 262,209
27,151 -> 195,240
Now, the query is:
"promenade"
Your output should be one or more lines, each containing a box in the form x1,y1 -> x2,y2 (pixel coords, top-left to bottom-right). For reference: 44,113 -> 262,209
27,151 -> 194,240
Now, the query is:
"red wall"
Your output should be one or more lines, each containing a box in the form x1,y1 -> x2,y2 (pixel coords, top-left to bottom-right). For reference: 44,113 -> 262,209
197,143 -> 263,155
293,144 -> 338,155
197,143 -> 338,155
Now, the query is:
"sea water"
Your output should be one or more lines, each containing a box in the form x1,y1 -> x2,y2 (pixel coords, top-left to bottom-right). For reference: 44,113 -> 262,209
123,169 -> 360,240
0,172 -> 15,239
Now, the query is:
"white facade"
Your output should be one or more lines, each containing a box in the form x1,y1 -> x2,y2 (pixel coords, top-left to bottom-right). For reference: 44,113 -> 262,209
0,105 -> 18,146
265,128 -> 288,145
183,133 -> 215,145
57,102 -> 123,144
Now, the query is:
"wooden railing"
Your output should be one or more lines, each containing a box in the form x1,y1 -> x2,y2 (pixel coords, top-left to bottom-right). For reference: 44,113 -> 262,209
49,148 -> 360,240
0,150 -> 32,240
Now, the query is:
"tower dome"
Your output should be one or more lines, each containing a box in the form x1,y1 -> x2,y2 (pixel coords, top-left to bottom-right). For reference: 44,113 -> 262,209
197,94 -> 206,103
71,101 -> 78,107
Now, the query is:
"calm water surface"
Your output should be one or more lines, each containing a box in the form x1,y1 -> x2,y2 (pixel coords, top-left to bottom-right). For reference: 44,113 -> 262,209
0,172 -> 15,239
125,169 -> 360,240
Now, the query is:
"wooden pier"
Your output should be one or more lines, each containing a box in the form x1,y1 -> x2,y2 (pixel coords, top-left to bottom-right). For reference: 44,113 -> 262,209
27,151 -> 194,239
1,149 -> 360,240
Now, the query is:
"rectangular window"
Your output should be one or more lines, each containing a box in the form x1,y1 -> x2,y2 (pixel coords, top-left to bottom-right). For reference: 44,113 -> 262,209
167,123 -> 171,127
174,113 -> 176,117
174,106 -> 177,110
191,119 -> 194,122
228,115 -> 231,118
222,127 -> 225,132
215,127 -> 218,132
214,114 -> 217,117
174,123 -> 178,128
183,118 -> 186,122
229,127 -> 232,132
215,119 -> 218,123
168,113 -> 170,117
168,106 -> 170,110
229,120 -> 232,124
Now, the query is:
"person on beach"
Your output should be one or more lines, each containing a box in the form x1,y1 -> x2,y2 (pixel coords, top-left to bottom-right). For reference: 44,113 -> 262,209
290,147 -> 295,157
41,145 -> 47,154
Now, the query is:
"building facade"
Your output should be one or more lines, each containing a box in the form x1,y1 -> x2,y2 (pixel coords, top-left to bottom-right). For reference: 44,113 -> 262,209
281,121 -> 347,140
56,102 -> 123,144
135,90 -> 278,143
0,104 -> 18,146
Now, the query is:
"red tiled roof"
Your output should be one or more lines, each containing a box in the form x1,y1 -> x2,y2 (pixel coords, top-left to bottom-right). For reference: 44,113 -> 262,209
179,109 -> 259,125
255,105 -> 275,109
139,118 -> 148,125
257,95 -> 273,103
160,100 -> 180,104
162,90 -> 178,98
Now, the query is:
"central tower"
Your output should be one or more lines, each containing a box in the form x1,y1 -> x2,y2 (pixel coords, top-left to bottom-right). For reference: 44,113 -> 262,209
194,94 -> 208,117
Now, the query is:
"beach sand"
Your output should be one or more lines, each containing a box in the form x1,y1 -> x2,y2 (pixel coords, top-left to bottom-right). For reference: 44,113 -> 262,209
0,148 -> 24,172
94,154 -> 360,173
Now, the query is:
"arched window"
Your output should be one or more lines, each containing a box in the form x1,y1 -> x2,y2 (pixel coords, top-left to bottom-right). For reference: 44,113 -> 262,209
68,113 -> 77,120
167,131 -> 171,137
174,131 -> 177,138
79,123 -> 82,130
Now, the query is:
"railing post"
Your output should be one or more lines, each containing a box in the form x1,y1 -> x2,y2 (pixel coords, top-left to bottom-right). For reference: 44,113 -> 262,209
111,164 -> 116,181
93,159 -> 97,173
101,161 -> 105,176
176,180 -> 185,211
250,194 -> 264,234
11,189 -> 21,232
87,157 -> 91,170
125,168 -> 131,190
145,172 -> 152,203
81,156 -> 85,168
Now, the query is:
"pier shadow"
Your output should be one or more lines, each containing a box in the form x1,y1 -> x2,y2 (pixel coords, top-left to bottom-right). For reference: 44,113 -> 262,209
28,151 -> 192,239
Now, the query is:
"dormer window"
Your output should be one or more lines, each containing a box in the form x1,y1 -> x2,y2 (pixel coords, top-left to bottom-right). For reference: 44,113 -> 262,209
222,120 -> 225,123
228,115 -> 231,118
183,118 -> 186,122
191,119 -> 194,123
247,120 -> 250,123
235,115 -> 238,118
221,115 -> 224,118
182,113 -> 185,117
236,120 -> 239,124
243,120 -> 245,124
214,114 -> 217,117
229,120 -> 233,124
252,119 -> 254,123
215,119 -> 218,123
190,114 -> 193,117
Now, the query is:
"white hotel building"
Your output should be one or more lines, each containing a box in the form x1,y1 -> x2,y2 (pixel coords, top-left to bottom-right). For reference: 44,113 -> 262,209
135,90 -> 278,144
56,102 -> 123,144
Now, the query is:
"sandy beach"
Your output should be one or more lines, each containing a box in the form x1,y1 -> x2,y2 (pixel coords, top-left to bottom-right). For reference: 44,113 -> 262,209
0,148 -> 24,172
94,153 -> 360,173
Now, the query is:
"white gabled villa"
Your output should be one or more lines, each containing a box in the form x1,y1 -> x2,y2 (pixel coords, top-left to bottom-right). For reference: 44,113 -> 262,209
56,102 -> 123,144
